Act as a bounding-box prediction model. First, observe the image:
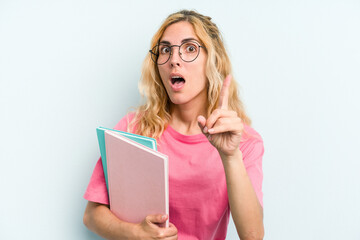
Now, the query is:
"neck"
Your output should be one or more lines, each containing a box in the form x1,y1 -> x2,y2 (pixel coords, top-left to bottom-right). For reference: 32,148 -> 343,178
169,98 -> 207,135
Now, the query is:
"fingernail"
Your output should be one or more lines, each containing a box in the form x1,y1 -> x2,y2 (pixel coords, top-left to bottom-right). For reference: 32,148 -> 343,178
162,215 -> 167,220
203,126 -> 208,133
208,128 -> 214,133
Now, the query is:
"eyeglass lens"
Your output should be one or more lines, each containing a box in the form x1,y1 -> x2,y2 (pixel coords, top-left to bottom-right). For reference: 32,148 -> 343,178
151,42 -> 200,65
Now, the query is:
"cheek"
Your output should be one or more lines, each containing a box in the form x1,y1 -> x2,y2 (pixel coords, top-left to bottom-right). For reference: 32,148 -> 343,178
194,61 -> 207,82
157,67 -> 167,83
197,55 -> 207,76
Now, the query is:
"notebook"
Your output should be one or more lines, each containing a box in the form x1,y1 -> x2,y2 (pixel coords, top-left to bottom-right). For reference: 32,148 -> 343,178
96,127 -> 157,191
104,130 -> 169,227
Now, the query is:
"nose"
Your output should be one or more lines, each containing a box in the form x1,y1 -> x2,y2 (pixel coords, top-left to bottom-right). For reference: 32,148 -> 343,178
169,47 -> 182,67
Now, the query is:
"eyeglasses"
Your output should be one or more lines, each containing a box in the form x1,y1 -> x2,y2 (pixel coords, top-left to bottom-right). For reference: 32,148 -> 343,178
149,41 -> 205,65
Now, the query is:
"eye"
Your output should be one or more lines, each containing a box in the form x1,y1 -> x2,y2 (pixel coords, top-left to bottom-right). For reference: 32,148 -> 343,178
184,43 -> 198,53
160,46 -> 171,54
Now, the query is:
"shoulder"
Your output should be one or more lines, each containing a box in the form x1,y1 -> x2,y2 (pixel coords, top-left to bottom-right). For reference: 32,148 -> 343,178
113,112 -> 136,132
243,124 -> 263,142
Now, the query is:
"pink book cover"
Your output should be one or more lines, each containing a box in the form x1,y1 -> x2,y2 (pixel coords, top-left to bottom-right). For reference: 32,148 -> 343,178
104,130 -> 169,228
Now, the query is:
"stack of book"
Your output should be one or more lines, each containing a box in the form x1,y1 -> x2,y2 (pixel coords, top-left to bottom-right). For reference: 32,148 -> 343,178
96,127 -> 169,227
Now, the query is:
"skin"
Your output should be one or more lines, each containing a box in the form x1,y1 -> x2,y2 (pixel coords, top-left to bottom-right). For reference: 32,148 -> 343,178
83,21 -> 264,240
158,22 -> 208,108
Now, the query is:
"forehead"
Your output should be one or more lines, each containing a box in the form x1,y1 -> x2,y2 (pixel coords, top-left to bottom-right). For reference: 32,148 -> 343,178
160,21 -> 199,44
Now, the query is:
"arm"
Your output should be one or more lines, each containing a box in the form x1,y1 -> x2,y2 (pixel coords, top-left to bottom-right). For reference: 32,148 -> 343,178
83,201 -> 136,240
198,75 -> 264,240
83,201 -> 178,240
221,150 -> 264,240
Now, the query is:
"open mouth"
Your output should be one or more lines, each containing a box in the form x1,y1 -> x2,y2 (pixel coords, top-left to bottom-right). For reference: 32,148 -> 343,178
171,76 -> 185,85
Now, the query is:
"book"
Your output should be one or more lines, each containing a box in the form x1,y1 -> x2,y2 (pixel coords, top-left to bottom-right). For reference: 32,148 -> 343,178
96,127 -> 157,191
104,130 -> 169,227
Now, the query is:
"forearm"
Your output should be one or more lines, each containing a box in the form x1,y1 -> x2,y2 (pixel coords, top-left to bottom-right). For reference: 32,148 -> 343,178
83,202 -> 137,240
221,150 -> 264,240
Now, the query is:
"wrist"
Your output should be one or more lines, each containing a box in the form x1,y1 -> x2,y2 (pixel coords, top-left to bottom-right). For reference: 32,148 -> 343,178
220,149 -> 245,171
130,223 -> 142,240
220,148 -> 243,162
113,221 -> 140,240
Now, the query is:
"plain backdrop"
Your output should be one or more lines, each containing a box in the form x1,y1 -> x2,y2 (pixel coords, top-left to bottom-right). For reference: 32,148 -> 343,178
1,0 -> 359,239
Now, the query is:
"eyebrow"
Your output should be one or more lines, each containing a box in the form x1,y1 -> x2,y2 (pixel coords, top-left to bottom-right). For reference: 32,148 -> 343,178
159,38 -> 200,45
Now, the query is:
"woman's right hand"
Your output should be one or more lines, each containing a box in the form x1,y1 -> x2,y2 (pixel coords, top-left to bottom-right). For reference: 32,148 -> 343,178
134,214 -> 178,240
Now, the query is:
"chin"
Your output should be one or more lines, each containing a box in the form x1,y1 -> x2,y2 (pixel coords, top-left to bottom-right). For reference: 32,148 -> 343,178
169,98 -> 185,105
168,95 -> 189,105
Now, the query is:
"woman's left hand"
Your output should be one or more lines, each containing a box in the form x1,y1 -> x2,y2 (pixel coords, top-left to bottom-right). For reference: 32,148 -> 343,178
198,75 -> 244,158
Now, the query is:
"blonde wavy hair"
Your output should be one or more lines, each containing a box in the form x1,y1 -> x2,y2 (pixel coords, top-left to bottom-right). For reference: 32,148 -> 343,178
129,10 -> 251,139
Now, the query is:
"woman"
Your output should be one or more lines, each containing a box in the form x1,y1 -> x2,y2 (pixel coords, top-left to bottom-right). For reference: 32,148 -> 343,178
83,10 -> 264,240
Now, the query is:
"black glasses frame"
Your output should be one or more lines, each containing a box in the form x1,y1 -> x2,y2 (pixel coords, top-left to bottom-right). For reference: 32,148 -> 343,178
149,41 -> 205,65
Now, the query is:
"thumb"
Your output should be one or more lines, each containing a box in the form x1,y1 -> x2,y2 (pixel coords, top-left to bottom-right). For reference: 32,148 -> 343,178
146,214 -> 168,224
197,115 -> 207,133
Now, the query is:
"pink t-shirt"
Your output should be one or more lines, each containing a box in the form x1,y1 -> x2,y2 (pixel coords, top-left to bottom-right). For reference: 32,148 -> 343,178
84,114 -> 264,239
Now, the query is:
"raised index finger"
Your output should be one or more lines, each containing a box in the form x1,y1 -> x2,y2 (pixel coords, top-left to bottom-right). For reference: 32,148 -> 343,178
218,75 -> 232,110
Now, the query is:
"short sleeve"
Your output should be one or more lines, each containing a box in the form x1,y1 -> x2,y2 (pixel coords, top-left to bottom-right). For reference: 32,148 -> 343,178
83,158 -> 109,204
240,126 -> 264,207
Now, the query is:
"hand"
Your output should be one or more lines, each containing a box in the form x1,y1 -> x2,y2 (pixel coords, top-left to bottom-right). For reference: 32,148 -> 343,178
134,214 -> 178,240
198,75 -> 244,158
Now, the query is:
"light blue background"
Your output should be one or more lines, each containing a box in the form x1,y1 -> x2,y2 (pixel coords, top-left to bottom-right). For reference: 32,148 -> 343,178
1,0 -> 359,239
